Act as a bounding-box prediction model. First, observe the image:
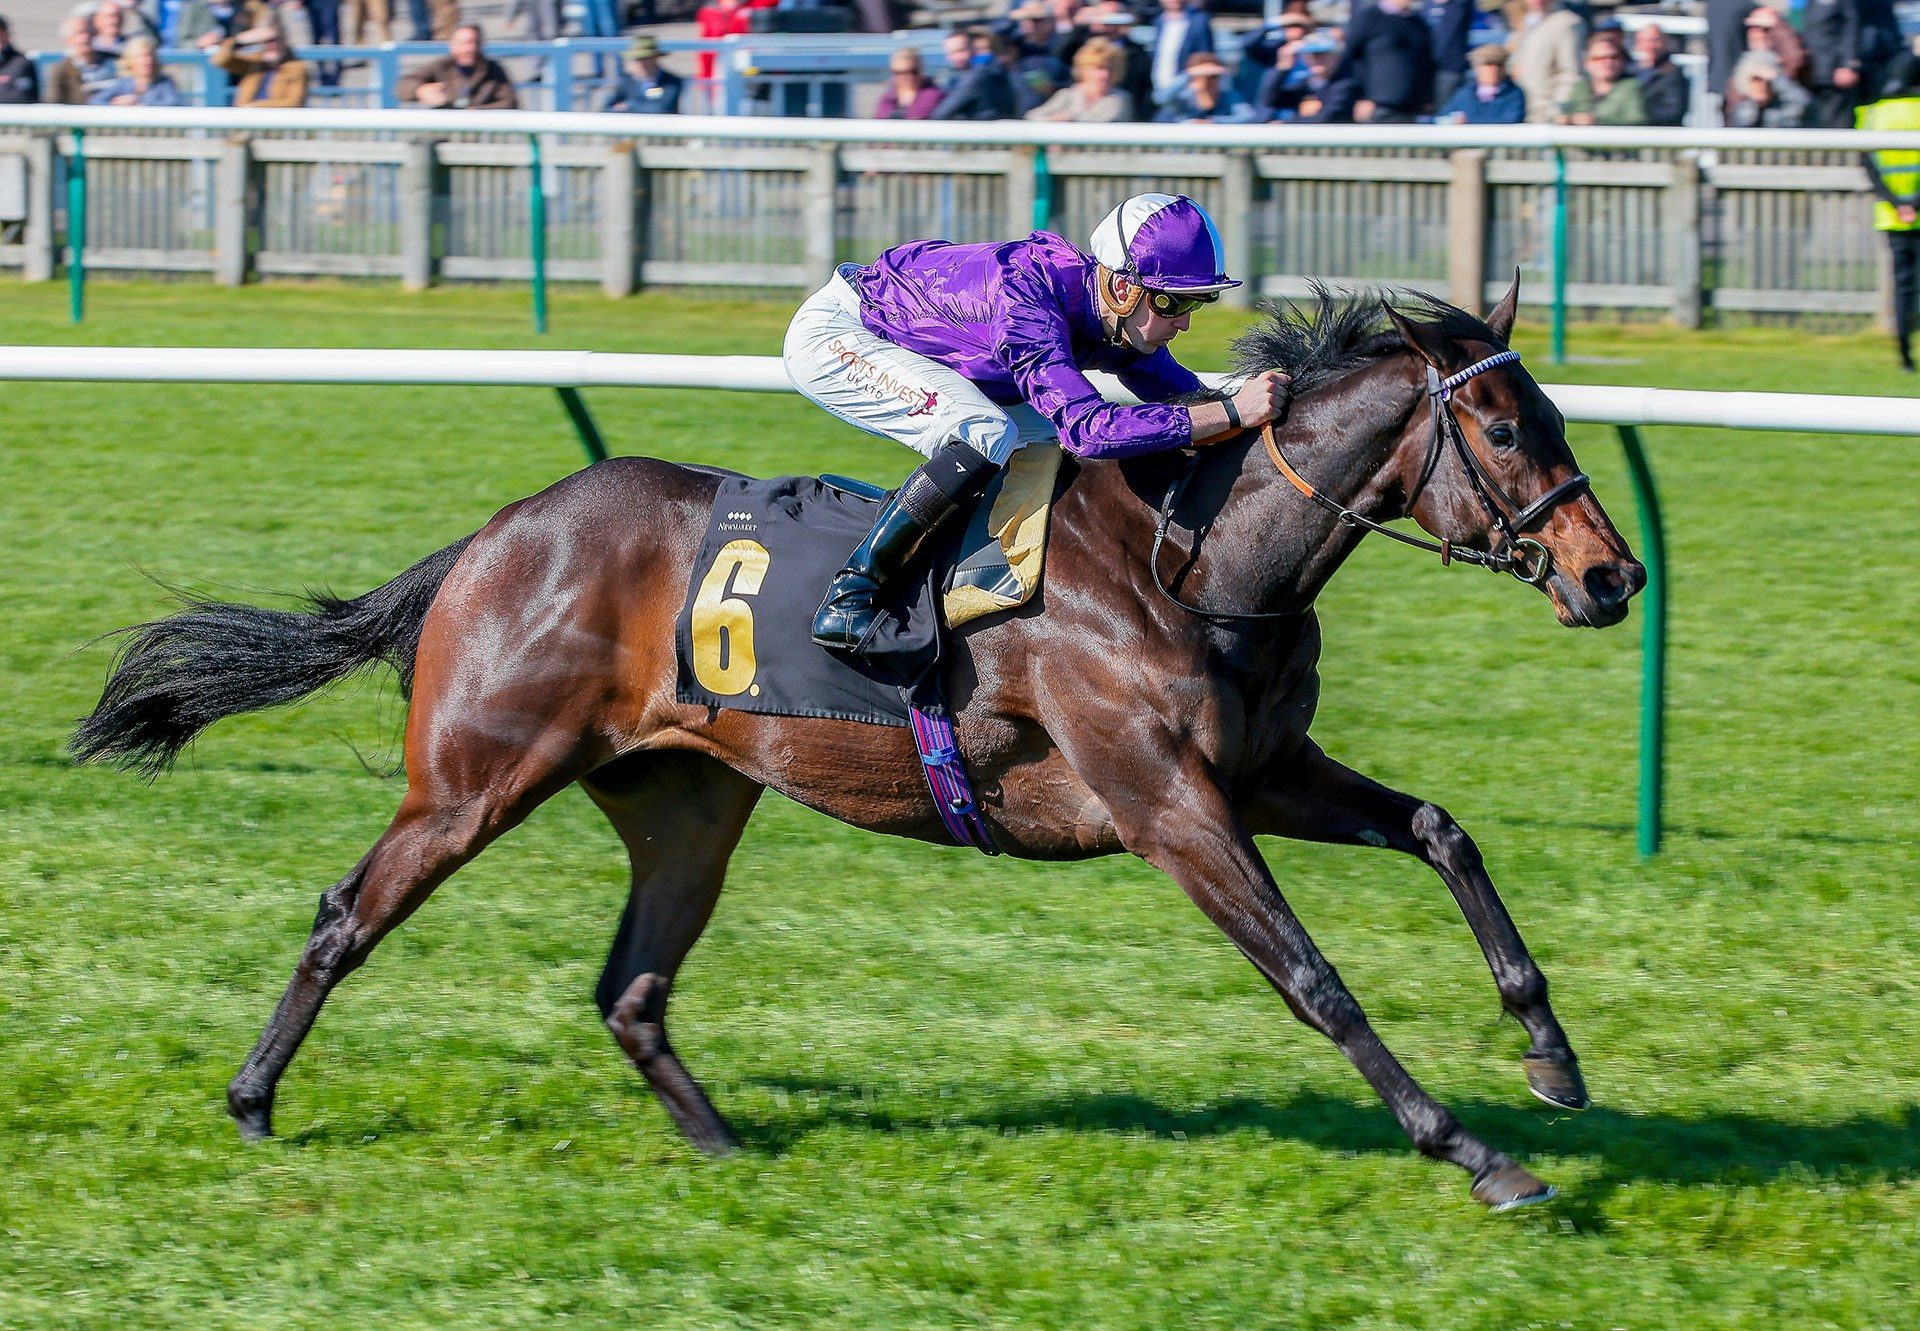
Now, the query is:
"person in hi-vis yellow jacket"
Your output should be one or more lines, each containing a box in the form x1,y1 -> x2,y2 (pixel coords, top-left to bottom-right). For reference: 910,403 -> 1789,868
1859,51 -> 1920,371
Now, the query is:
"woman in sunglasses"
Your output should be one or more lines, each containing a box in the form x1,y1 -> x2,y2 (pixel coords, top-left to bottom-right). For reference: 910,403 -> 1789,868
786,191 -> 1291,650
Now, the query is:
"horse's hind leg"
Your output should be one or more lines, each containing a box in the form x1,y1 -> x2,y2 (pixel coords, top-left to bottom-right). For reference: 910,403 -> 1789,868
581,752 -> 763,1155
227,759 -> 589,1141
1244,741 -> 1587,1111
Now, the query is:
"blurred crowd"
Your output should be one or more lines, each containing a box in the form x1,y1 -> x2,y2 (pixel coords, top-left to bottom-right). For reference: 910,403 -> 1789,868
0,0 -> 1911,128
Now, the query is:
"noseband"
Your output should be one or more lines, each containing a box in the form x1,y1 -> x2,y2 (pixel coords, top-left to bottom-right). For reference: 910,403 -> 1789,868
1264,349 -> 1589,588
1149,348 -> 1591,623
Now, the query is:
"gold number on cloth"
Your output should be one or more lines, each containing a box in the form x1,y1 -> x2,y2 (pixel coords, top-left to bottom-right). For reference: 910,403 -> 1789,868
690,539 -> 771,696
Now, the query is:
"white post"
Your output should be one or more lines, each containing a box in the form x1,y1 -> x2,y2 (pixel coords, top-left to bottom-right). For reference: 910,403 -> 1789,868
213,135 -> 252,288
1220,149 -> 1255,311
600,143 -> 636,299
1448,149 -> 1487,313
802,142 -> 838,290
22,131 -> 55,283
398,137 -> 434,293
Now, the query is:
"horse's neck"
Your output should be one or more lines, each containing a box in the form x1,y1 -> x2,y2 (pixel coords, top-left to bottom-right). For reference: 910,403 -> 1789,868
1201,366 -> 1424,616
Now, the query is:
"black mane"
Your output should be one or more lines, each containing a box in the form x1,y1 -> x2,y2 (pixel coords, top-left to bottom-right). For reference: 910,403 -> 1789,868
1228,282 -> 1507,394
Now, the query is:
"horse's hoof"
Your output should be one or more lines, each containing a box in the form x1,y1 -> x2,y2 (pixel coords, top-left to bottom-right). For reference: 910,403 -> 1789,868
1472,1162 -> 1556,1213
232,1112 -> 273,1143
1523,1052 -> 1590,1110
228,1087 -> 274,1142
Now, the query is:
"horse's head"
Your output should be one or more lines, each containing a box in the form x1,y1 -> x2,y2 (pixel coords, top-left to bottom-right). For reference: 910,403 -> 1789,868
1382,280 -> 1645,628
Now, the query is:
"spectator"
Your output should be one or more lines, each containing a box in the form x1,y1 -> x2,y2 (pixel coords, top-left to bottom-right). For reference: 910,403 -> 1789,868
87,3 -> 134,60
215,25 -> 309,105
1738,8 -> 1807,88
512,0 -> 557,42
932,26 -> 1016,120
1059,2 -> 1152,119
1706,0 -> 1754,112
267,0 -> 312,45
0,13 -> 36,104
73,0 -> 159,45
1025,33 -> 1130,121
695,0 -> 754,83
1236,8 -> 1313,106
177,0 -> 270,49
90,36 -> 183,104
604,34 -> 683,113
347,0 -> 388,45
1337,0 -> 1435,123
1857,51 -> 1920,369
1858,0 -> 1900,108
1149,0 -> 1214,112
397,23 -> 517,108
1437,42 -> 1526,123
1262,30 -> 1354,122
875,46 -> 941,118
1155,48 -> 1255,122
1562,32 -> 1646,123
1725,49 -> 1809,125
1507,0 -> 1582,125
1006,2 -> 1069,108
1426,0 -> 1476,108
1633,24 -> 1690,126
427,0 -> 457,41
1803,0 -> 1864,128
45,17 -> 118,102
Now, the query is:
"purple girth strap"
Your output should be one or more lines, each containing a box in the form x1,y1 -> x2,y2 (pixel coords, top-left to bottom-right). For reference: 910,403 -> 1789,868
908,706 -> 1000,855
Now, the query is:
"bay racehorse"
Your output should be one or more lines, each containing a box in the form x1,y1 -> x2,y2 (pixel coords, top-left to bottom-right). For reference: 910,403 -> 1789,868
73,283 -> 1644,1211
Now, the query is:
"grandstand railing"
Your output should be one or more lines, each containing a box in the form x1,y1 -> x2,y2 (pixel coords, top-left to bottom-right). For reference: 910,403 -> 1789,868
26,34 -> 953,116
6,341 -> 1915,854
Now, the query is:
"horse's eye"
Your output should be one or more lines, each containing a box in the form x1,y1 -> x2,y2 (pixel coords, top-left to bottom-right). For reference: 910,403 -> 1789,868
1487,423 -> 1517,449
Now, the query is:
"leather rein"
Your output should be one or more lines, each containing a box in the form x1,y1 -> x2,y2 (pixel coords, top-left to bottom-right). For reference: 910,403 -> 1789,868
1150,349 -> 1591,623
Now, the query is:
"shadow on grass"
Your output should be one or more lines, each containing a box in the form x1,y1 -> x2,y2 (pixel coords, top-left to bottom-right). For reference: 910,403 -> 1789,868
740,1076 -> 1920,1203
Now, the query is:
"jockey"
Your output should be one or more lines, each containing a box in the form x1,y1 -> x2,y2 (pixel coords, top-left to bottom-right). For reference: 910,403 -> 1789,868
784,191 -> 1291,650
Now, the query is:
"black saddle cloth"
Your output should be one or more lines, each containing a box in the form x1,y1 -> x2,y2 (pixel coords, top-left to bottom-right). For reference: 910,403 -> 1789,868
674,474 -> 943,727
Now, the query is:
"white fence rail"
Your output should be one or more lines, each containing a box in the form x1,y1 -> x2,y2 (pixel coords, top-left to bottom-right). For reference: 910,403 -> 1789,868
4,345 -> 1917,436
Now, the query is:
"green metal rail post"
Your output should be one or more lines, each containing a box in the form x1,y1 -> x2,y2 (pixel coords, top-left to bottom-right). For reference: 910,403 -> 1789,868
529,133 -> 549,335
1617,425 -> 1667,856
1550,146 -> 1567,365
67,128 -> 86,325
556,386 -> 608,465
1032,145 -> 1053,231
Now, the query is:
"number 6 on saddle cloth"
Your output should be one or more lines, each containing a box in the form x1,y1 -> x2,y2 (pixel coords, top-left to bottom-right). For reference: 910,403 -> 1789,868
673,449 -> 1065,853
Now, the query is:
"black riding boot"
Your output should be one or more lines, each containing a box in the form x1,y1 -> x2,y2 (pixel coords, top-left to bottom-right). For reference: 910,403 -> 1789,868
811,440 -> 999,650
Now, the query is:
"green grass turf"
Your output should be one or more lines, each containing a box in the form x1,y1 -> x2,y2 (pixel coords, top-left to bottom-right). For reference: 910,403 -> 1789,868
1,280 -> 1917,1329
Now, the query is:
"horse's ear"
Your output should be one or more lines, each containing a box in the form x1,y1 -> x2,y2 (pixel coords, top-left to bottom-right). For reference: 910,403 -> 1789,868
1485,271 -> 1520,344
1383,303 -> 1447,370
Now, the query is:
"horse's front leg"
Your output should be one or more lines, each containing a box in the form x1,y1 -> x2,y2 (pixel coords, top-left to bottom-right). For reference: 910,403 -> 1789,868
1097,748 -> 1553,1210
1242,740 -> 1587,1111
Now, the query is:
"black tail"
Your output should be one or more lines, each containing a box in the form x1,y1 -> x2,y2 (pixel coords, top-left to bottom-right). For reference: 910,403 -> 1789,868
71,536 -> 475,777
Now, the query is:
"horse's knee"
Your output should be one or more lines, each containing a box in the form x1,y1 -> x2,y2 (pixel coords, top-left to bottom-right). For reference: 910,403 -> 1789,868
1410,802 -> 1483,875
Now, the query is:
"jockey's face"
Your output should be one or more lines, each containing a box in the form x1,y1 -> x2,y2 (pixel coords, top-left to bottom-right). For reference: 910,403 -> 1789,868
1111,273 -> 1192,353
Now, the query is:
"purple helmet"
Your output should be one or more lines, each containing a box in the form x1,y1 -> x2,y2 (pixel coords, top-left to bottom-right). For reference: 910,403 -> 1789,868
1088,193 -> 1241,295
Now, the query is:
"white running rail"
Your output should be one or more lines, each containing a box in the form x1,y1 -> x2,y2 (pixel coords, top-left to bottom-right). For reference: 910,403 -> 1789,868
1,345 -> 1917,435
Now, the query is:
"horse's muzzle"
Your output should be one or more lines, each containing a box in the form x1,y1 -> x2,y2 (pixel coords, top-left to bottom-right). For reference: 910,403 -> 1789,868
1570,559 -> 1646,627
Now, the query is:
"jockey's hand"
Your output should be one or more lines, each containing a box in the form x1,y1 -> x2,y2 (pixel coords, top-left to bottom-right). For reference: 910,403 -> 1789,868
1233,370 -> 1292,431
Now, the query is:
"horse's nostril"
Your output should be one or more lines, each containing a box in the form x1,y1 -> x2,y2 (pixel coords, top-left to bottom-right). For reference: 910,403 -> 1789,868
1584,563 -> 1635,609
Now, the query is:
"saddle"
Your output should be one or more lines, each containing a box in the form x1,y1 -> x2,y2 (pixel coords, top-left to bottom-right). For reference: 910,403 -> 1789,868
673,446 -> 1064,726
671,447 -> 1066,854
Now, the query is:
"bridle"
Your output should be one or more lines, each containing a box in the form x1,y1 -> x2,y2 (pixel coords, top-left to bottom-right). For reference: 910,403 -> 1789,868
1151,348 -> 1591,622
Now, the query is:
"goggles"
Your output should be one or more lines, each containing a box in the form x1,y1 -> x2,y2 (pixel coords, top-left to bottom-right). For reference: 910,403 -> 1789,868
1145,289 -> 1219,318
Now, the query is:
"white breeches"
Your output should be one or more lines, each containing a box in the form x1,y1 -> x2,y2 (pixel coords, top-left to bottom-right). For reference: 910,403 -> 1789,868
781,272 -> 1054,466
